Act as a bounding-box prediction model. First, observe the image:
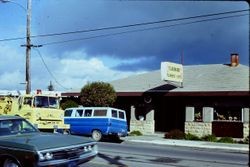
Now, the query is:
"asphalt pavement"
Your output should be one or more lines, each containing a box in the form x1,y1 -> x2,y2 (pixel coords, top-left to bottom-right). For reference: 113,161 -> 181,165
120,133 -> 249,153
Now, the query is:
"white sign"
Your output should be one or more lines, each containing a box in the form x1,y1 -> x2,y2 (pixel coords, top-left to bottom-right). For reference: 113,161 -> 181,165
161,62 -> 183,82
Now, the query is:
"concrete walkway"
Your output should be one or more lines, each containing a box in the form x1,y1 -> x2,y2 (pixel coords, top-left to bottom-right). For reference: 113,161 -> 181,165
121,134 -> 249,153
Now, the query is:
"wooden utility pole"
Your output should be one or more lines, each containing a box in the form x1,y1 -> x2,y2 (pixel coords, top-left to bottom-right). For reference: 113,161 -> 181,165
26,0 -> 31,94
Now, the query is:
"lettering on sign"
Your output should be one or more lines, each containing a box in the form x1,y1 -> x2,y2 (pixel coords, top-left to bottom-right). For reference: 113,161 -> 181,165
161,62 -> 183,82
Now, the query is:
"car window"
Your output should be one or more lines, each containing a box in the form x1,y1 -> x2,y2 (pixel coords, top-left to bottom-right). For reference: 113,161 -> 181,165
0,119 -> 38,136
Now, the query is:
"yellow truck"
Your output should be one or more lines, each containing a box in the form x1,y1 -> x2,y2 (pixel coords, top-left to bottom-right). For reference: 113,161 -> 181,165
0,91 -> 69,133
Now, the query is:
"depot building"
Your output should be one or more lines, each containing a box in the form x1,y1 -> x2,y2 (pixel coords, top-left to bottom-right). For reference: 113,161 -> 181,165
62,54 -> 249,139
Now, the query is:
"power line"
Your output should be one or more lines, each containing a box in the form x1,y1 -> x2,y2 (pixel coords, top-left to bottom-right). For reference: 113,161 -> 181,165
0,9 -> 248,42
40,13 -> 248,46
29,9 -> 250,38
33,48 -> 70,90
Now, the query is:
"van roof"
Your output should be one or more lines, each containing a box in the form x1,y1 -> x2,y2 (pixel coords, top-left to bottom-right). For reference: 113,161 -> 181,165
65,107 -> 125,111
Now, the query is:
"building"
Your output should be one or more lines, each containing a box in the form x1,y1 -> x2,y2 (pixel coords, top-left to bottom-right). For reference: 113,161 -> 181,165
62,54 -> 249,139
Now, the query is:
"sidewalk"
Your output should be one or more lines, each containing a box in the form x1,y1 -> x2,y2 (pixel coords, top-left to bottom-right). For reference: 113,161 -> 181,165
121,134 -> 249,153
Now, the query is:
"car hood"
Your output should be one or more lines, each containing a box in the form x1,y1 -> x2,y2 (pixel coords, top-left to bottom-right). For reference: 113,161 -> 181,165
0,133 -> 95,151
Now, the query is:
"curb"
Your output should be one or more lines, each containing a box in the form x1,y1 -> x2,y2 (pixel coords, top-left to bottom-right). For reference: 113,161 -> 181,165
122,137 -> 249,153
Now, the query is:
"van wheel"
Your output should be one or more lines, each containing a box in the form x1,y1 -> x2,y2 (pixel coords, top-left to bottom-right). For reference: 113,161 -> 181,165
3,158 -> 19,167
63,129 -> 70,135
92,130 -> 102,141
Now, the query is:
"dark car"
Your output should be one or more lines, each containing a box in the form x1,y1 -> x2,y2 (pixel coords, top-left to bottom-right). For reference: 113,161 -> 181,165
0,115 -> 98,167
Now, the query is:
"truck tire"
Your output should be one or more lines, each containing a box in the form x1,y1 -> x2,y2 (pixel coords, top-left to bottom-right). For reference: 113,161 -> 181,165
92,130 -> 102,141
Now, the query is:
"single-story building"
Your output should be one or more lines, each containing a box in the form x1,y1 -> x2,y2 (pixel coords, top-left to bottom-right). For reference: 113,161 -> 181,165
62,54 -> 249,139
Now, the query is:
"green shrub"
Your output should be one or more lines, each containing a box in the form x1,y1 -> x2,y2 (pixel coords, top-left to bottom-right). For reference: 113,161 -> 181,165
129,130 -> 143,136
185,133 -> 200,141
201,134 -> 217,142
243,135 -> 249,144
165,129 -> 185,139
60,100 -> 79,110
217,137 -> 235,143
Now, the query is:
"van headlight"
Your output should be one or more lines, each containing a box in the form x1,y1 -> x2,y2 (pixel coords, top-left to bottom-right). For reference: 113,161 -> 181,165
38,152 -> 53,161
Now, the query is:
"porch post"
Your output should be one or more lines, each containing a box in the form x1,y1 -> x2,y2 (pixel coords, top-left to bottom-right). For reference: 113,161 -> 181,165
202,107 -> 214,122
185,107 -> 194,122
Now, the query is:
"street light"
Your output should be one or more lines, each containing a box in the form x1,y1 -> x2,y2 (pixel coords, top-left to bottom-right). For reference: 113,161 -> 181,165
1,0 -> 32,94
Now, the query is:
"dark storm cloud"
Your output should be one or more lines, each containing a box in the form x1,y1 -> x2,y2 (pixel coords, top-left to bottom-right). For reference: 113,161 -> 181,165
33,1 -> 249,71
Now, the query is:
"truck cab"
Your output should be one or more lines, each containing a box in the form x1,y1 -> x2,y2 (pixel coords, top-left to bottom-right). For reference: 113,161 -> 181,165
0,91 -> 69,133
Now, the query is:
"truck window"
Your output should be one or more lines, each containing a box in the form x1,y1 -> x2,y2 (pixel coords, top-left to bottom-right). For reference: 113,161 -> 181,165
112,110 -> 118,118
65,110 -> 73,117
34,96 -> 59,108
48,97 -> 59,108
84,109 -> 92,117
23,97 -> 32,106
93,109 -> 107,117
34,96 -> 48,108
119,111 -> 125,119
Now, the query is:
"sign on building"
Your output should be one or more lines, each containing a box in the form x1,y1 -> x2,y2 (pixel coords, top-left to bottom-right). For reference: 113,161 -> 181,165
161,62 -> 183,83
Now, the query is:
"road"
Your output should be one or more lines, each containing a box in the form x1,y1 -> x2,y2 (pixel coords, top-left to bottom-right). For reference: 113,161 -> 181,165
81,141 -> 249,167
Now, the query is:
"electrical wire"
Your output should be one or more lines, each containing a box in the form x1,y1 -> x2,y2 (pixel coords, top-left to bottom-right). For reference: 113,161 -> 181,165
0,9 -> 248,42
40,13 -> 248,46
28,9 -> 250,39
33,48 -> 71,90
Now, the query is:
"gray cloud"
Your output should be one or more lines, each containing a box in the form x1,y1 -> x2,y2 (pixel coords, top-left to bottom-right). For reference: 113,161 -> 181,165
24,1 -> 250,69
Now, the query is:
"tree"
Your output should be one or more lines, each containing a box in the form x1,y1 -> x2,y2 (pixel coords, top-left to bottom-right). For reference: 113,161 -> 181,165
60,99 -> 78,110
80,82 -> 116,107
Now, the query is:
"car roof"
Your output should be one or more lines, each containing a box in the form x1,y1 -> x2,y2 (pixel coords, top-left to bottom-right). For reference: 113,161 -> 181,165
0,115 -> 23,121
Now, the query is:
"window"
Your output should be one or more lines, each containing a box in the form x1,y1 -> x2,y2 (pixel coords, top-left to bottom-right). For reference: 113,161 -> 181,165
112,110 -> 117,118
0,119 -> 37,136
214,107 -> 241,122
84,109 -> 92,117
23,97 -> 32,106
65,110 -> 73,117
119,111 -> 125,119
76,109 -> 83,117
194,106 -> 202,122
34,96 -> 59,108
48,97 -> 59,108
93,109 -> 107,117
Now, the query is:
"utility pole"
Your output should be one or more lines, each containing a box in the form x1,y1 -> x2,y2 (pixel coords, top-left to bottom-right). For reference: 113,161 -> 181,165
26,0 -> 32,94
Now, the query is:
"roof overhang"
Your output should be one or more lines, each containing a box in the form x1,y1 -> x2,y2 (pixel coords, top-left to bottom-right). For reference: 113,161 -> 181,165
62,91 -> 249,97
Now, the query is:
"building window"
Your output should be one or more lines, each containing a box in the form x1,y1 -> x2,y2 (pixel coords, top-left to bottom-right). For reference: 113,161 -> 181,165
194,106 -> 202,122
214,107 -> 241,122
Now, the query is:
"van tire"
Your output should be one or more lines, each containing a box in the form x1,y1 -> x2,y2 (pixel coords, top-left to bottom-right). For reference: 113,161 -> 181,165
92,130 -> 102,141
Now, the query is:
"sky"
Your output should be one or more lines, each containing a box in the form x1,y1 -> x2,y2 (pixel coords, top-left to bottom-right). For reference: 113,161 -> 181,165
0,0 -> 249,92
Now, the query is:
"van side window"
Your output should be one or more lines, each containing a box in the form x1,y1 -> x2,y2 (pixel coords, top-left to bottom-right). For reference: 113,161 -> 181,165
65,110 -> 73,117
119,111 -> 125,119
84,109 -> 92,117
93,109 -> 107,117
112,110 -> 117,118
76,109 -> 83,117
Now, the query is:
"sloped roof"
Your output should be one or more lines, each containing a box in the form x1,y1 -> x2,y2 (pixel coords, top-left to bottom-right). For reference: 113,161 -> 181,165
110,64 -> 249,93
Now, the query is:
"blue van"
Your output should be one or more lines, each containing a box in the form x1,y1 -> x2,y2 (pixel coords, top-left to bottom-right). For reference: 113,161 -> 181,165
64,107 -> 128,141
